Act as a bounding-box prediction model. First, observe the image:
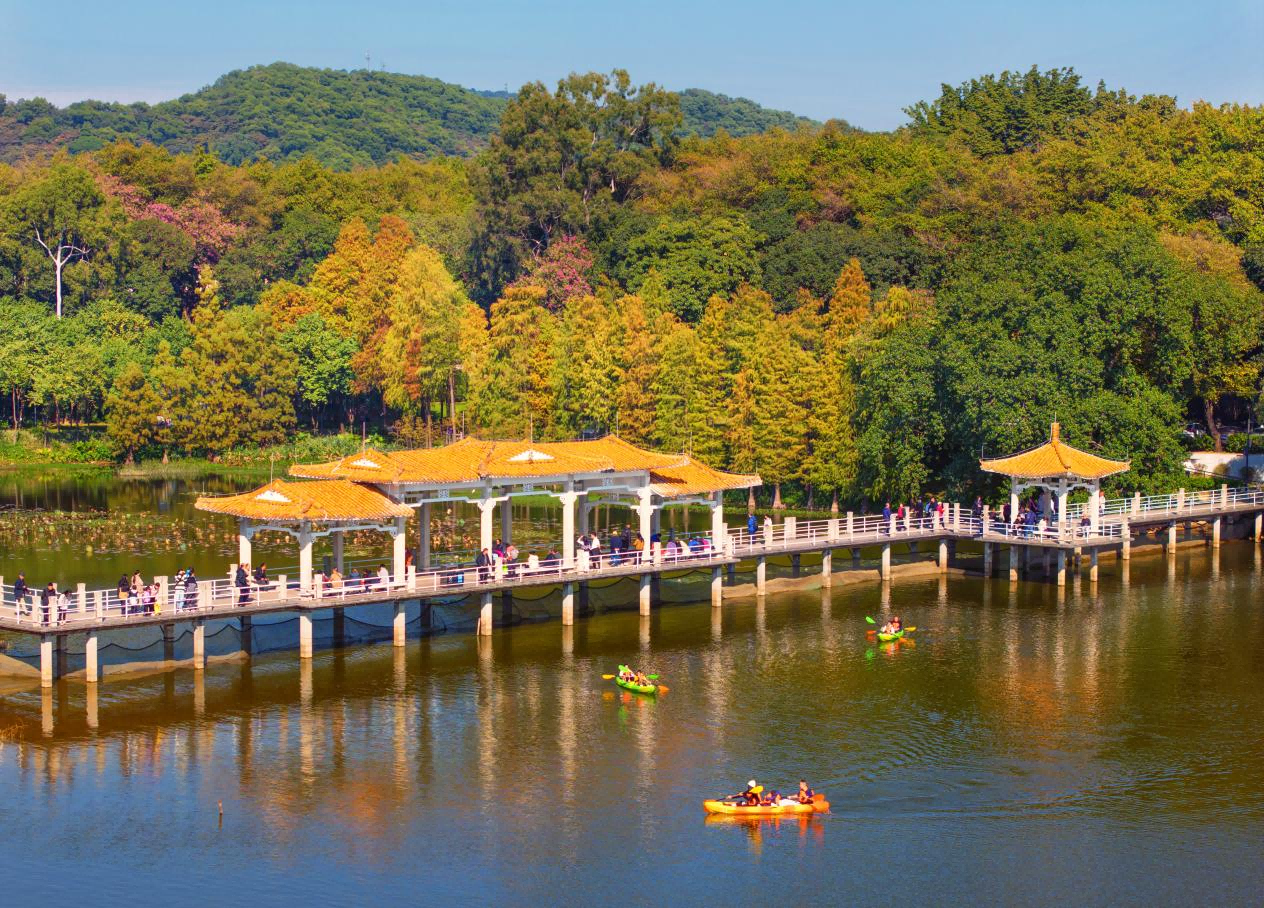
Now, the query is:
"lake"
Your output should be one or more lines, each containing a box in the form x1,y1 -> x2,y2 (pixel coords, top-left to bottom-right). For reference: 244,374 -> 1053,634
1,476 -> 1261,906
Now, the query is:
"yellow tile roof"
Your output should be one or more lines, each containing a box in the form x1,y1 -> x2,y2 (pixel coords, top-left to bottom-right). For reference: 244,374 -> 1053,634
980,423 -> 1130,480
195,480 -> 412,522
649,458 -> 762,498
290,435 -> 695,485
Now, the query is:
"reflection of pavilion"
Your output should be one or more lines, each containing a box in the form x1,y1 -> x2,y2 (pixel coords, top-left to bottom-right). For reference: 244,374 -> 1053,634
981,423 -> 1129,538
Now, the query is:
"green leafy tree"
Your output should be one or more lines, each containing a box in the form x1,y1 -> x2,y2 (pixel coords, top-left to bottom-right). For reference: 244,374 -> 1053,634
105,361 -> 160,462
280,314 -> 357,430
482,284 -> 558,437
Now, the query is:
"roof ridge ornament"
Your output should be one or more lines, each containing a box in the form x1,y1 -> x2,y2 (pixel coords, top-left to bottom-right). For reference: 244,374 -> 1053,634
508,448 -> 555,463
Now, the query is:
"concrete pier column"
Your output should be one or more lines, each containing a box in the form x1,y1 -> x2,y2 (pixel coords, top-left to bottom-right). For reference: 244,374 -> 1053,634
821,549 -> 833,587
1166,521 -> 1177,553
639,574 -> 652,616
1212,516 -> 1222,549
192,618 -> 205,669
240,616 -> 253,656
711,566 -> 723,605
881,543 -> 892,580
332,531 -> 345,574
559,490 -> 578,569
40,634 -> 54,688
852,548 -> 861,568
417,502 -> 431,570
86,681 -> 98,731
1089,548 -> 1099,583
392,516 -> 407,586
756,556 -> 767,593
939,540 -> 948,574
982,542 -> 993,577
1255,512 -> 1263,544
393,601 -> 406,647
478,592 -> 493,636
299,613 -> 313,658
1121,519 -> 1131,561
1008,545 -> 1019,583
561,582 -> 575,625
791,553 -> 801,576
85,631 -> 99,683
162,623 -> 175,663
1056,549 -> 1067,587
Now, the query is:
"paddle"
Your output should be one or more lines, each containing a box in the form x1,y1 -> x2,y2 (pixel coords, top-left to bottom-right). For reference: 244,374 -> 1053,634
865,615 -> 876,624
601,674 -> 615,680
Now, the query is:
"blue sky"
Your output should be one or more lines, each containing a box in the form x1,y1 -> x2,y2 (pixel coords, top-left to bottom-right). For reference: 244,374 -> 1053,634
1,0 -> 1261,130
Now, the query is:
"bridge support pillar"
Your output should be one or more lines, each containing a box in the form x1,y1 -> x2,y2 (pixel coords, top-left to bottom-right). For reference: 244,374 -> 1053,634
727,562 -> 736,582
851,548 -> 861,568
1089,548 -> 1099,583
938,540 -> 948,573
791,553 -> 801,576
85,631 -> 99,683
982,543 -> 992,577
192,618 -> 205,669
1255,512 -> 1263,544
821,549 -> 833,586
240,616 -> 253,656
639,574 -> 652,616
1008,545 -> 1019,583
1166,521 -> 1177,553
299,613 -> 313,659
561,582 -> 575,625
478,592 -> 493,636
880,543 -> 891,580
1121,520 -> 1131,561
39,636 -> 54,685
1056,549 -> 1067,587
393,601 -> 406,647
1212,517 -> 1222,549
711,567 -> 723,606
162,623 -> 175,663
756,556 -> 767,593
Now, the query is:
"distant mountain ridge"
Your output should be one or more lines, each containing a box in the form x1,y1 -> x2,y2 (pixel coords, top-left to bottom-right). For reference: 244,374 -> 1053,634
0,62 -> 823,169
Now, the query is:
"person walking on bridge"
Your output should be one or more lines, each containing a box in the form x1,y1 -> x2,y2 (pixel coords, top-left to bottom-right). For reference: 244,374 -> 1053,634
235,563 -> 251,606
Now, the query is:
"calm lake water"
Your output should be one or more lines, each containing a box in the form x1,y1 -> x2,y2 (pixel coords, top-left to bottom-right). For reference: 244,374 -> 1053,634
1,492 -> 1262,907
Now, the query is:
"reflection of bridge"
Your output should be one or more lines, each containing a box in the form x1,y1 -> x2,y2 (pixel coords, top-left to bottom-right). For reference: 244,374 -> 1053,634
3,484 -> 1262,689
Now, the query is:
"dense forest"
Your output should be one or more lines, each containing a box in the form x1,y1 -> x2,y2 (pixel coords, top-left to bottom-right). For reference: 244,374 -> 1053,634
0,62 -> 820,169
1,66 -> 1262,507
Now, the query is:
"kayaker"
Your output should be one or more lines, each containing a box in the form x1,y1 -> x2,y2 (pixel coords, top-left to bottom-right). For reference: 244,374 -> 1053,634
762,789 -> 782,806
798,780 -> 815,803
738,780 -> 762,805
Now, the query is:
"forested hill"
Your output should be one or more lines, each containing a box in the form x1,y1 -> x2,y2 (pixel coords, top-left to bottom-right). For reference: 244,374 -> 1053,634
0,62 -> 822,169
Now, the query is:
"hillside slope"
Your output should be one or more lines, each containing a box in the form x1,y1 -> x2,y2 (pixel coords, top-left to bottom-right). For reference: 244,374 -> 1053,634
0,63 -> 823,168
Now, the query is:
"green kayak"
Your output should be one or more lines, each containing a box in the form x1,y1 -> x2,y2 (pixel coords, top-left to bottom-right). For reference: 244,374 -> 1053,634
876,630 -> 905,642
616,677 -> 657,694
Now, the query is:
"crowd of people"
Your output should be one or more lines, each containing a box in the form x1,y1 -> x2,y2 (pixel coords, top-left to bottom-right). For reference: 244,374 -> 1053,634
6,567 -> 203,625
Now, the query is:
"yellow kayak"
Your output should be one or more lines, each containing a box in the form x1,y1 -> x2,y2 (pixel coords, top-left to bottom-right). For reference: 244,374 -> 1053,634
702,796 -> 828,816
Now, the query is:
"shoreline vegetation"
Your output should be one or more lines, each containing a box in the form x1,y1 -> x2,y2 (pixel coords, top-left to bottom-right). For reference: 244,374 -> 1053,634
1,66 -> 1261,512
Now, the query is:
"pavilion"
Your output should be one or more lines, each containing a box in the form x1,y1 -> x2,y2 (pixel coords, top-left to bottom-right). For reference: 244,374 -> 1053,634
195,435 -> 761,590
980,422 -> 1129,536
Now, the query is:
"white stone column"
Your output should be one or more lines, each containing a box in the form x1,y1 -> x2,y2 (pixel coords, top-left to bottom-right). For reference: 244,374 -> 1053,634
710,491 -> 726,547
711,566 -> 723,605
1009,482 -> 1020,523
192,618 -> 205,669
1089,548 -> 1099,583
501,499 -> 513,545
756,556 -> 767,593
392,517 -> 407,585
577,495 -> 589,535
638,489 -> 656,552
418,502 -> 431,570
639,575 -> 651,616
299,612 -> 313,658
1089,485 -> 1101,535
561,582 -> 575,625
238,518 -> 253,568
1212,516 -> 1222,549
1121,519 -> 1131,561
478,592 -> 493,636
1221,483 -> 1229,508
1132,492 -> 1141,516
881,543 -> 891,579
85,631 -> 99,683
940,540 -> 949,574
1255,512 -> 1262,544
559,489 -> 578,569
1057,489 -> 1069,538
298,521 -> 314,592
77,582 -> 87,615
393,601 -> 406,646
478,495 -> 496,556
982,542 -> 992,577
822,549 -> 833,587
1166,521 -> 1177,553
1056,549 -> 1067,587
